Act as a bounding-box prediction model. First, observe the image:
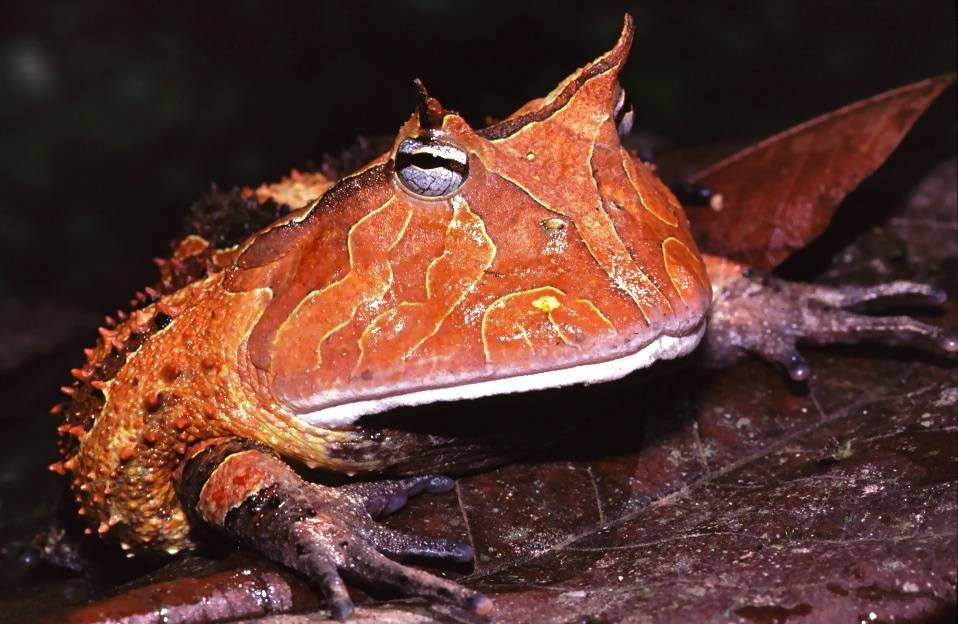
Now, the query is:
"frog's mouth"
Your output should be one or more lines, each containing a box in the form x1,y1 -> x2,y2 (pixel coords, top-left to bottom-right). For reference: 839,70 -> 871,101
298,321 -> 706,429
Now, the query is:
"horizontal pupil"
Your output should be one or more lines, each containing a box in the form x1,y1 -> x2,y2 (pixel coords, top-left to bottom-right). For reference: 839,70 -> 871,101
397,152 -> 467,175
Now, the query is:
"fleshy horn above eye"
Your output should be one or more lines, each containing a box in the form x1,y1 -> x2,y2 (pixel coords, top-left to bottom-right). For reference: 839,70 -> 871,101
613,84 -> 634,138
394,137 -> 469,198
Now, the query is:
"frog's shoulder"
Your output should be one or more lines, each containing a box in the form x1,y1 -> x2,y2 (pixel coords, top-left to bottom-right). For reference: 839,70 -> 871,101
47,163 -> 342,471
183,132 -> 392,252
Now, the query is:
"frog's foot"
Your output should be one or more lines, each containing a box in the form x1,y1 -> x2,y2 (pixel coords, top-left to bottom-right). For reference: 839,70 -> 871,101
702,263 -> 957,380
177,438 -> 490,621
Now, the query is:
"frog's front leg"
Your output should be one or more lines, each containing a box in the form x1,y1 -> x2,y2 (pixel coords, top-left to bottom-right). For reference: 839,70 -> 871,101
175,437 -> 490,621
701,255 -> 957,379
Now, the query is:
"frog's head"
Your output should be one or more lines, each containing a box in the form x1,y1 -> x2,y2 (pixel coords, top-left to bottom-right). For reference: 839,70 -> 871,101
228,14 -> 711,427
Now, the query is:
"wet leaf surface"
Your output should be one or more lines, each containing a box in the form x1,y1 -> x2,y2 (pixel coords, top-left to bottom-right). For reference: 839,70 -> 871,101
686,74 -> 955,270
446,362 -> 956,624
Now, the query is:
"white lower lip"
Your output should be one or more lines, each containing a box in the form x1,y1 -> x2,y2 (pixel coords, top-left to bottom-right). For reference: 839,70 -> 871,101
298,322 -> 706,429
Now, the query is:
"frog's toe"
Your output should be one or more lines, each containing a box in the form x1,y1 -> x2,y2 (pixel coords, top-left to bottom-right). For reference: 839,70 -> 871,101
805,308 -> 958,354
178,439 -> 489,620
292,518 -> 487,618
346,474 -> 455,518
792,279 -> 956,353
338,536 -> 489,615
295,545 -> 355,621
704,268 -> 956,379
343,475 -> 475,562
367,525 -> 475,563
752,340 -> 812,382
802,280 -> 946,309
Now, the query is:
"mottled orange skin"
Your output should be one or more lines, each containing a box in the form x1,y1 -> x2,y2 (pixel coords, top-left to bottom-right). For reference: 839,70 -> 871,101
65,277 -> 339,552
56,17 -> 712,555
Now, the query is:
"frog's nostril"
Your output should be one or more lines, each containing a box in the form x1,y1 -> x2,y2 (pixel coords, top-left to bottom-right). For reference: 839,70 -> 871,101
540,217 -> 567,234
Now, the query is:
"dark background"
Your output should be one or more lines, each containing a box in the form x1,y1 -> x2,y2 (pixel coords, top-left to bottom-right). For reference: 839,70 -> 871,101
1,0 -> 955,314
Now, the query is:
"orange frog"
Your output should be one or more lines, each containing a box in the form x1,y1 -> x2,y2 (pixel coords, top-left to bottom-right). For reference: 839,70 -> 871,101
49,15 -> 955,620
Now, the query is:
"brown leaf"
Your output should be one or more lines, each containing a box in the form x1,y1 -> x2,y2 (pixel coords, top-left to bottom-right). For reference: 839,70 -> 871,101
457,361 -> 956,623
686,75 -> 955,270
372,343 -> 957,622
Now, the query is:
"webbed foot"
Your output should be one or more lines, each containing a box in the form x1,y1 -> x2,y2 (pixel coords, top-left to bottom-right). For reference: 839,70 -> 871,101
177,438 -> 490,621
702,259 -> 957,380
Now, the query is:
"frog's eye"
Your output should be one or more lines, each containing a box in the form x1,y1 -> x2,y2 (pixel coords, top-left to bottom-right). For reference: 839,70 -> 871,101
613,85 -> 634,138
394,137 -> 469,198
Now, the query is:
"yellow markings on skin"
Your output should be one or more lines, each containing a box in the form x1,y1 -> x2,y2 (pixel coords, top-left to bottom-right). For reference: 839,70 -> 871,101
481,286 -> 616,365
572,298 -> 615,329
620,147 -> 679,227
492,167 -> 665,327
235,163 -> 391,266
270,197 -> 413,377
584,126 -> 672,324
353,195 -> 496,373
662,237 -> 710,315
515,326 -> 534,348
271,159 -> 388,227
531,295 -> 561,313
480,94 -> 676,327
476,38 -> 682,332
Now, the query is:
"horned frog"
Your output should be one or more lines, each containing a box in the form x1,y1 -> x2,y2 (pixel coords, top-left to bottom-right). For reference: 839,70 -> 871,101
49,15 -> 955,620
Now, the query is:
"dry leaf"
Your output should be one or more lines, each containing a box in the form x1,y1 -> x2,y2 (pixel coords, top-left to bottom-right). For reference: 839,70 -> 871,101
686,75 -> 955,270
